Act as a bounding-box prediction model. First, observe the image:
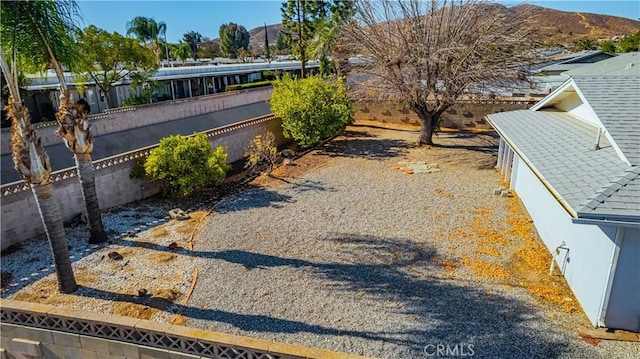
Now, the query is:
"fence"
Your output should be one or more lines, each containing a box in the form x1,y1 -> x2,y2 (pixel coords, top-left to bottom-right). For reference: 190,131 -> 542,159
1,87 -> 273,155
0,299 -> 360,359
0,115 -> 282,250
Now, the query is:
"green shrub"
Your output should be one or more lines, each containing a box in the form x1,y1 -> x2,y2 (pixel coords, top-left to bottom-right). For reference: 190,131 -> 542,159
144,133 -> 230,196
225,80 -> 272,91
270,74 -> 351,148
129,157 -> 148,179
122,88 -> 152,107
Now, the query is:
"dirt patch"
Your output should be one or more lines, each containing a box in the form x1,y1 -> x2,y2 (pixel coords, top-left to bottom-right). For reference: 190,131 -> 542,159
150,252 -> 177,263
434,188 -> 454,199
175,211 -> 209,234
151,227 -> 169,238
252,151 -> 334,188
12,273 -> 99,306
113,302 -> 157,320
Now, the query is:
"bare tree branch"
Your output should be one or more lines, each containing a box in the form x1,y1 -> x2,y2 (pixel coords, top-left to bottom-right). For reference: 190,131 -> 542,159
346,0 -> 533,145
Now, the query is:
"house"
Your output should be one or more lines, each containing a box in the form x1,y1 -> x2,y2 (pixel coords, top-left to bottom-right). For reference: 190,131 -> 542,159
531,50 -> 616,76
485,53 -> 640,332
524,51 -> 618,99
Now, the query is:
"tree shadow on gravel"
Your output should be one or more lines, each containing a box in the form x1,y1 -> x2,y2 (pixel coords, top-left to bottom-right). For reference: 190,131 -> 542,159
73,285 -> 404,345
432,132 -> 499,155
213,186 -> 295,213
103,234 -> 571,358
314,234 -> 570,358
319,138 -> 408,160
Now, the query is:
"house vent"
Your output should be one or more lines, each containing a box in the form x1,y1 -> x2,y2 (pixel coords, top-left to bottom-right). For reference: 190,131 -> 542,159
594,127 -> 602,150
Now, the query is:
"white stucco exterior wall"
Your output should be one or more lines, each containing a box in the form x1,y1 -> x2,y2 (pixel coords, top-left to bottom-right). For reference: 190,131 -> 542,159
605,228 -> 640,332
510,153 -> 618,326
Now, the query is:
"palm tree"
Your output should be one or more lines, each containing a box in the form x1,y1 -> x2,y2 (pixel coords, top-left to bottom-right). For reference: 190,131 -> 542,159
0,50 -> 77,293
575,37 -> 596,51
2,0 -> 107,245
309,18 -> 338,75
126,16 -> 167,64
182,31 -> 202,60
171,42 -> 191,65
309,6 -> 353,77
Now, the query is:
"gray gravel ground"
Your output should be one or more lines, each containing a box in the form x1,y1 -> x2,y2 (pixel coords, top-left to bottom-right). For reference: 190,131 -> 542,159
3,126 -> 637,358
185,127 -> 640,359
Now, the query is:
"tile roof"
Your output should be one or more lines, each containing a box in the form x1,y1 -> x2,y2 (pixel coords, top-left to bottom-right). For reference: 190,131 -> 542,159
572,76 -> 640,165
487,110 -> 638,221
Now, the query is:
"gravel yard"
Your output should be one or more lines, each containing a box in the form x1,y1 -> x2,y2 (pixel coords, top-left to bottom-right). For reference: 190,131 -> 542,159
2,124 -> 639,358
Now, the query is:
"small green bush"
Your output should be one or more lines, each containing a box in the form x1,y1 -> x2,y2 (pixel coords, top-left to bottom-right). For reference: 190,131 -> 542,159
144,133 -> 230,197
129,157 -> 148,179
225,81 -> 272,91
270,74 -> 351,148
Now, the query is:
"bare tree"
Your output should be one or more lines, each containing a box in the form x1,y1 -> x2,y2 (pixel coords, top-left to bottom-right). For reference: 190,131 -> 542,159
346,0 -> 531,145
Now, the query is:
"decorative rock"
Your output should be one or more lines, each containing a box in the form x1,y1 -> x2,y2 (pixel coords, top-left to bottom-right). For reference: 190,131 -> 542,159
137,288 -> 149,297
169,209 -> 190,221
126,231 -> 136,237
168,242 -> 178,251
108,251 -> 123,261
281,149 -> 295,158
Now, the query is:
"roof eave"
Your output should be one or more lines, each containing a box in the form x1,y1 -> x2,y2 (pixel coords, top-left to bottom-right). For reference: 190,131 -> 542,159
486,113 -> 579,219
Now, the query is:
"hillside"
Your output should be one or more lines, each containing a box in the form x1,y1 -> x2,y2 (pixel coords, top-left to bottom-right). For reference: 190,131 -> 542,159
246,4 -> 640,51
248,23 -> 283,52
511,4 -> 640,43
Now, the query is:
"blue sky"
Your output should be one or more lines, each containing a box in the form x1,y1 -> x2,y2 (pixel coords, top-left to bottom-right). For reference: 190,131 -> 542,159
77,1 -> 640,44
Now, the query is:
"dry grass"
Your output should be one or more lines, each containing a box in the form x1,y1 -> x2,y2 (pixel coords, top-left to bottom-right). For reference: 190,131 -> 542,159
505,196 -> 580,313
149,252 -> 177,263
434,188 -> 454,199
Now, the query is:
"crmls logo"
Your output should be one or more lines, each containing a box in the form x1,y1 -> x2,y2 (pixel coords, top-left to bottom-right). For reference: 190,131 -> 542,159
423,344 -> 475,357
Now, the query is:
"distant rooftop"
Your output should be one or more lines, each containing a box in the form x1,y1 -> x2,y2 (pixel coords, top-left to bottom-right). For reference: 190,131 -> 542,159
563,52 -> 640,76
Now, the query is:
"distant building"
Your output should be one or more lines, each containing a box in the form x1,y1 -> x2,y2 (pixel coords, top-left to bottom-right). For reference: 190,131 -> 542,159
11,60 -> 318,126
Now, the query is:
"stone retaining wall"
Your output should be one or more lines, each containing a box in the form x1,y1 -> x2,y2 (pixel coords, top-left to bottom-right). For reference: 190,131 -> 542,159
0,115 -> 283,250
0,299 -> 361,359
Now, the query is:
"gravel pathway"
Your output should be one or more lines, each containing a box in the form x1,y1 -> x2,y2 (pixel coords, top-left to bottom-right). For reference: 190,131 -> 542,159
185,127 -> 640,358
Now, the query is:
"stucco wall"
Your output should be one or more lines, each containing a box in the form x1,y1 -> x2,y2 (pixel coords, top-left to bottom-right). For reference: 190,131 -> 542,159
605,228 -> 640,331
0,116 -> 282,250
510,153 -> 618,327
352,101 -> 534,130
0,87 -> 273,155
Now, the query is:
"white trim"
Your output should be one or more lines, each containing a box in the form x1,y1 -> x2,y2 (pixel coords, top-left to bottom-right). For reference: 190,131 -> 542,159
571,85 -> 631,166
598,227 -> 624,327
531,77 -> 575,111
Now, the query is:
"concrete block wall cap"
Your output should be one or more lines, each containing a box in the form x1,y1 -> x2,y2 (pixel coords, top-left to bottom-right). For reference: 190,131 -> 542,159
0,299 -> 51,315
134,319 -> 168,334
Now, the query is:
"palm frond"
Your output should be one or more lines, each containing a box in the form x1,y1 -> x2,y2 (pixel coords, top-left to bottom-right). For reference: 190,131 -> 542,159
0,0 -> 81,71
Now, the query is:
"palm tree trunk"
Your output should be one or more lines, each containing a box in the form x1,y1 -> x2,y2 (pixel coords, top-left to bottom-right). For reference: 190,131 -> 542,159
75,153 -> 106,244
32,183 -> 78,294
56,91 -> 107,244
0,51 -> 78,293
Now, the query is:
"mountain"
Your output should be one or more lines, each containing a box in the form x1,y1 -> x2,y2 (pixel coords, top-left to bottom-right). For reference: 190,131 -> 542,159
246,4 -> 640,51
248,23 -> 283,52
509,4 -> 640,43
